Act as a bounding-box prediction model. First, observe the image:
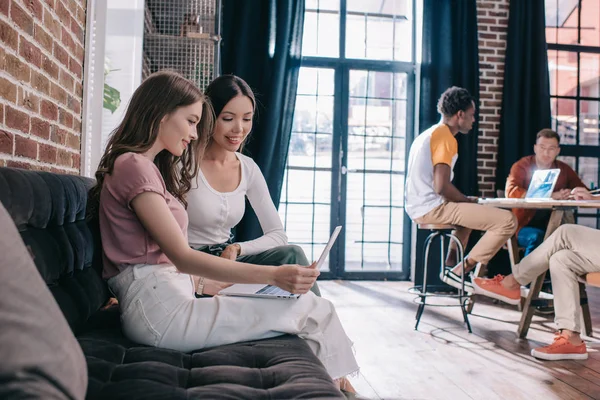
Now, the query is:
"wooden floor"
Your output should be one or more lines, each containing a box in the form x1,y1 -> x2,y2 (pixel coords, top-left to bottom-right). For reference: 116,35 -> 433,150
320,281 -> 600,400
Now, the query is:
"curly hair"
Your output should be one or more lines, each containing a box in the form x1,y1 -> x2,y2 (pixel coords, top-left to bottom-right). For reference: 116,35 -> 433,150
437,86 -> 474,117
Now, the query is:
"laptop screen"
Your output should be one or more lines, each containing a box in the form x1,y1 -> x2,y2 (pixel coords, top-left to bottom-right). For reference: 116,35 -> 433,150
525,169 -> 561,199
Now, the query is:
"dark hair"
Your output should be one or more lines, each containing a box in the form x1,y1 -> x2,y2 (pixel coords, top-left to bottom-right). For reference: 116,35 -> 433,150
536,128 -> 560,144
437,86 -> 475,117
88,71 -> 214,217
205,75 -> 256,149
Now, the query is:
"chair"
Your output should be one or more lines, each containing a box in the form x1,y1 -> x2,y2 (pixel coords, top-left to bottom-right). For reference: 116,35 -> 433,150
410,224 -> 472,333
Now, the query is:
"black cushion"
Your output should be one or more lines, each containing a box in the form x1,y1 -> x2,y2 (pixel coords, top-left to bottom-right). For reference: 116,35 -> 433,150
0,167 -> 342,399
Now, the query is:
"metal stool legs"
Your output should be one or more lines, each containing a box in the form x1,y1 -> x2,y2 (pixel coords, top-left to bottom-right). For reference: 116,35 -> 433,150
413,229 -> 472,333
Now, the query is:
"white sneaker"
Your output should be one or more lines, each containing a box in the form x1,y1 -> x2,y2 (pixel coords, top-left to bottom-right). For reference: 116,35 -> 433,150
440,269 -> 474,293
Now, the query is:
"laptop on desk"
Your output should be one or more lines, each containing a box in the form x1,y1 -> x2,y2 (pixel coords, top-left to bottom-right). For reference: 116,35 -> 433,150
525,169 -> 561,199
218,226 -> 343,299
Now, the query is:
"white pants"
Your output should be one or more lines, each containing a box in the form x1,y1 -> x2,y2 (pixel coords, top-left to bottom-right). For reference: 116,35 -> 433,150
108,264 -> 358,380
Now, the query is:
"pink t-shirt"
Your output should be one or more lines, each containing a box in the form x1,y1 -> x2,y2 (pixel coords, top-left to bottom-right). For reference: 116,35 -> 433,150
99,152 -> 189,279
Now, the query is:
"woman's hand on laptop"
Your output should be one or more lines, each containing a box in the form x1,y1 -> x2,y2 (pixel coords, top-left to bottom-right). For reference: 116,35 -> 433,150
271,262 -> 320,294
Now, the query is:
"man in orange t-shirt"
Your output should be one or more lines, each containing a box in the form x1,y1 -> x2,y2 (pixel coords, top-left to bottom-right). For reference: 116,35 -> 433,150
505,129 -> 586,256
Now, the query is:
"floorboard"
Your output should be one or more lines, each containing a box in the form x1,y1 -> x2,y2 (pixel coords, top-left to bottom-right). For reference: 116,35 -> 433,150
320,281 -> 600,400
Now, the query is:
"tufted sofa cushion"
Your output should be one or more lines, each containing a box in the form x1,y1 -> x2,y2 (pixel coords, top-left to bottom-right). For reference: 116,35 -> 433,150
0,167 -> 343,399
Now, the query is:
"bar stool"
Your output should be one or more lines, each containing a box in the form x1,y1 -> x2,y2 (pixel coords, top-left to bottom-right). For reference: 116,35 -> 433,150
409,224 -> 473,333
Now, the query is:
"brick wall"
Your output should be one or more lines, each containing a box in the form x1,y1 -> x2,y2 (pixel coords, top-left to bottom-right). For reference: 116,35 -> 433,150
0,0 -> 86,173
476,0 -> 510,198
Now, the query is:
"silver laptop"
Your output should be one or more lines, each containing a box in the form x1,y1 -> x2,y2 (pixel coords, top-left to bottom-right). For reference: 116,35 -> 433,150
218,226 -> 343,299
525,169 -> 561,199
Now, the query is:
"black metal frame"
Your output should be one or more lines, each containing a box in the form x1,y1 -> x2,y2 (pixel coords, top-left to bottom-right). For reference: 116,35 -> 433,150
547,0 -> 600,227
281,0 -> 417,280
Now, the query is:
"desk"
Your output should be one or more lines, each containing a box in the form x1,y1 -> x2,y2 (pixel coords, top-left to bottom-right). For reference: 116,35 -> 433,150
478,198 -> 600,338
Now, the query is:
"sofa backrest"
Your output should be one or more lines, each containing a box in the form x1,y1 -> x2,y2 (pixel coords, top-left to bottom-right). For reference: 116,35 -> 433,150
0,167 -> 108,334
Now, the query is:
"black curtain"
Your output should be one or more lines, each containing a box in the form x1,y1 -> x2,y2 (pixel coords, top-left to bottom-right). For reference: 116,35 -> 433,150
221,0 -> 304,241
419,0 -> 480,197
415,0 -> 479,289
495,0 -> 551,191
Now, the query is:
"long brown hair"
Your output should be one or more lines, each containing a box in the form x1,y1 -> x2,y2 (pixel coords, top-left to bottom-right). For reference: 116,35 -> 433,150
88,71 -> 214,217
205,74 -> 255,150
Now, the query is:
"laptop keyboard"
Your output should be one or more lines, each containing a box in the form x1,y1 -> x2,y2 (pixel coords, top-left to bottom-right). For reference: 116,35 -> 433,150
256,285 -> 295,297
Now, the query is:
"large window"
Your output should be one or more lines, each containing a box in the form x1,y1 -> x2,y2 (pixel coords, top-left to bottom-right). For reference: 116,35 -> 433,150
279,0 -> 416,279
546,0 -> 600,227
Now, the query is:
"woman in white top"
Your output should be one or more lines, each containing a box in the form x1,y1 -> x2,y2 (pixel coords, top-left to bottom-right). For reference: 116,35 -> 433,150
186,75 -> 321,297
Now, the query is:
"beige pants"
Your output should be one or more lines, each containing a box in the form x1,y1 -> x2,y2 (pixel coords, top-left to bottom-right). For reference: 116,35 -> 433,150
415,202 -> 517,264
513,224 -> 600,333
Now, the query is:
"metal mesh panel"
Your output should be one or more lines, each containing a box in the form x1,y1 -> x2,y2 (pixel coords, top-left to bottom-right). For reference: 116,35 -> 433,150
144,0 -> 219,90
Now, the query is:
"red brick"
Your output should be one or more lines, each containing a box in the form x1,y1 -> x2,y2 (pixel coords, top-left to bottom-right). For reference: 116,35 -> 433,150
11,3 -> 34,36
54,42 -> 69,66
477,2 -> 495,9
58,107 -> 73,128
43,12 -> 61,39
478,18 -> 497,25
50,82 -> 68,104
0,77 -> 18,103
6,106 -> 30,133
66,94 -> 81,114
20,89 -> 40,112
26,0 -> 44,20
479,48 -> 494,55
74,43 -> 84,60
56,0 -> 70,25
58,69 -> 74,91
76,3 -> 86,24
15,136 -> 38,159
489,11 -> 508,18
480,33 -> 497,40
0,130 -> 13,154
7,160 -> 34,169
41,99 -> 58,119
42,56 -> 59,79
61,27 -> 75,53
0,103 -> 4,124
0,0 -> 9,16
43,0 -> 55,9
68,57 -> 82,78
57,148 -> 72,167
489,26 -> 507,33
72,118 -> 81,133
74,81 -> 82,97
39,143 -> 57,163
66,132 -> 79,149
72,152 -> 80,170
31,117 -> 50,139
34,24 -> 54,52
19,37 -> 43,68
0,19 -> 19,51
30,70 -> 50,95
50,125 -> 66,144
69,15 -> 84,43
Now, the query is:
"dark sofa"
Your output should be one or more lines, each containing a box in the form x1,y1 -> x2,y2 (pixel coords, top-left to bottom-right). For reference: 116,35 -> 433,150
0,167 -> 343,400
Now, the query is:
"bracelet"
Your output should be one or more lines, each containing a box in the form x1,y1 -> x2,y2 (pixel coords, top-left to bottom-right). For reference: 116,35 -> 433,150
196,277 -> 205,296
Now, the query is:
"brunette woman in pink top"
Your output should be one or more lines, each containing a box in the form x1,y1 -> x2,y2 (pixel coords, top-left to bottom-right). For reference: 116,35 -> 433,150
88,71 -> 358,392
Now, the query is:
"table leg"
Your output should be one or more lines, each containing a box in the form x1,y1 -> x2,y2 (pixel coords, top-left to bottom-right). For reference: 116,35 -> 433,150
517,210 -> 564,339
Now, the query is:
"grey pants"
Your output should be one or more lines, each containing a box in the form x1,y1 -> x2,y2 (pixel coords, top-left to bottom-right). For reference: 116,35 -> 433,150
513,224 -> 600,333
0,203 -> 87,399
195,244 -> 322,297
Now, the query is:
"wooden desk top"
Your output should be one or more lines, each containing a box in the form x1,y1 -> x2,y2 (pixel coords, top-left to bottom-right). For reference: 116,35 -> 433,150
478,198 -> 600,209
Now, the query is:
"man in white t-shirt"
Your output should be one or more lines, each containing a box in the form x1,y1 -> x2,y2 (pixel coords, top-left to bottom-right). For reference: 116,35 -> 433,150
405,87 -> 517,290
